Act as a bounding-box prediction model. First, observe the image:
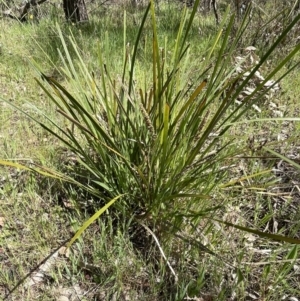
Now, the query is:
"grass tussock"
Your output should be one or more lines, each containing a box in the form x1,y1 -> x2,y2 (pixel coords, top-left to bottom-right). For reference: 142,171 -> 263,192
1,1 -> 300,300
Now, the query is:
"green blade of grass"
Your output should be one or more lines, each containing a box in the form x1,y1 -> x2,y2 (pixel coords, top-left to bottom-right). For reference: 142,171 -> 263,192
66,194 -> 124,249
213,218 -> 300,244
263,147 -> 300,170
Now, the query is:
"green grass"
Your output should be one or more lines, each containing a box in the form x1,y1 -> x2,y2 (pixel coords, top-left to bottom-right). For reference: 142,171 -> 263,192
1,1 -> 300,300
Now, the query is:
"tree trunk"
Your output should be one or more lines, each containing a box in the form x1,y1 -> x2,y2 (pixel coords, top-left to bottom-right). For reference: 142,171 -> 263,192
63,0 -> 88,23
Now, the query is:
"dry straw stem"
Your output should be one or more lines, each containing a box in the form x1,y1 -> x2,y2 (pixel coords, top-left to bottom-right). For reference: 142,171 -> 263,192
139,221 -> 179,283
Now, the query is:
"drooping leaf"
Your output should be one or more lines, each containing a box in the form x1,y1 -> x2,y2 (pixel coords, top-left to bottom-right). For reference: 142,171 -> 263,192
213,218 -> 300,244
66,194 -> 124,249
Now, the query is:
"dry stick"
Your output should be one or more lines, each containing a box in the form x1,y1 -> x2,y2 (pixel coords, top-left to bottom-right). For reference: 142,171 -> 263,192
138,222 -> 178,283
211,0 -> 219,25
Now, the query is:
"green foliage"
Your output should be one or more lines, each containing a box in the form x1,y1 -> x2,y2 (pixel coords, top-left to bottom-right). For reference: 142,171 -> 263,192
1,0 -> 300,256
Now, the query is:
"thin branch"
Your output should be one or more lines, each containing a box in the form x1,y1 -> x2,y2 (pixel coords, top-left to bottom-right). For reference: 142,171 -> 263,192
139,222 -> 178,283
211,0 -> 219,25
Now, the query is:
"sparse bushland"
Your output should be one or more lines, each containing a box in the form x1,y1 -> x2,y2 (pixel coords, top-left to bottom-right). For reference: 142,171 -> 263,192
1,1 -> 300,300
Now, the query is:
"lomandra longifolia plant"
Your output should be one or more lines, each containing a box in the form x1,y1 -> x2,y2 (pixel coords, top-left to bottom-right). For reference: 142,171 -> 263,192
1,0 -> 300,249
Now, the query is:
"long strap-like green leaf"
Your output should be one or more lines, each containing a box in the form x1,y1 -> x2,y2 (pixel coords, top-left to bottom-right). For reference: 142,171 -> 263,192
66,194 -> 124,249
213,218 -> 300,244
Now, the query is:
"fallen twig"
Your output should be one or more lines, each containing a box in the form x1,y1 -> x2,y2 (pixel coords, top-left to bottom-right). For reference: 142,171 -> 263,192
138,221 -> 178,283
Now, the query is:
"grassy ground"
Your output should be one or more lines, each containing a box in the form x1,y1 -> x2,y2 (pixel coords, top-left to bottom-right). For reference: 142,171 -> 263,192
1,1 -> 300,300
